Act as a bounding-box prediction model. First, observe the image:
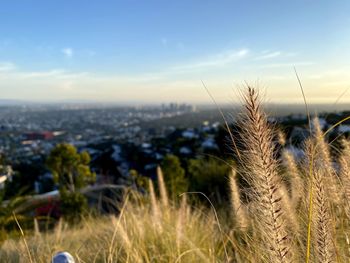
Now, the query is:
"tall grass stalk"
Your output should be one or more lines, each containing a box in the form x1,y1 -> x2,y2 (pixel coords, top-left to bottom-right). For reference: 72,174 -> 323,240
157,166 -> 169,208
229,169 -> 248,230
238,87 -> 294,262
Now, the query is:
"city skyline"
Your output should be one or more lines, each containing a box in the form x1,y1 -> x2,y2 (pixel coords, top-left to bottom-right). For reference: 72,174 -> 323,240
0,1 -> 349,104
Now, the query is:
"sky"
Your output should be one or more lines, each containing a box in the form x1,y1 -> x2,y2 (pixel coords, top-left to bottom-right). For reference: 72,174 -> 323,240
0,1 -> 350,104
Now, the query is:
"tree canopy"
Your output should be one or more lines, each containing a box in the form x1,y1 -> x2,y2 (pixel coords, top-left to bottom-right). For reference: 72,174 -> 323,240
188,157 -> 231,201
161,154 -> 188,200
47,143 -> 95,221
47,143 -> 95,193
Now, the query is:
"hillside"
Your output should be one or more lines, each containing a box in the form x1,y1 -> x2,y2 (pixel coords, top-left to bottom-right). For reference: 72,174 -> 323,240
1,87 -> 350,262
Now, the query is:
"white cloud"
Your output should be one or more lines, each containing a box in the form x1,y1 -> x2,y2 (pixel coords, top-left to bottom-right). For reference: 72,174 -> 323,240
172,48 -> 250,71
0,60 -> 349,104
62,47 -> 73,58
0,62 -> 16,72
2,46 -> 339,103
255,51 -> 282,60
20,69 -> 65,78
259,61 -> 314,68
254,51 -> 298,60
18,69 -> 89,81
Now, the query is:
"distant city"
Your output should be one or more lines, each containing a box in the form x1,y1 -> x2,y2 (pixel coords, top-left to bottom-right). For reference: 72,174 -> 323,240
0,103 -> 196,161
1,102 -> 350,196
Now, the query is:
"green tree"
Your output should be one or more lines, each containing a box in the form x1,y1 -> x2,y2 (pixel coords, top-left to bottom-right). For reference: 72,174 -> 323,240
47,143 -> 95,220
188,157 -> 231,202
161,155 -> 188,200
47,144 -> 95,192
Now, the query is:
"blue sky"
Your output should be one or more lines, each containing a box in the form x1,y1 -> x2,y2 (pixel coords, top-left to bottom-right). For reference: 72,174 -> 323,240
0,1 -> 350,103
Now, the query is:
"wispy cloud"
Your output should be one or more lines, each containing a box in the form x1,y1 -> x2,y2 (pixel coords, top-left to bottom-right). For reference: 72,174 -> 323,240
19,69 -> 88,80
0,62 -> 16,72
61,47 -> 74,58
254,50 -> 298,61
259,61 -> 314,68
307,69 -> 350,80
255,51 -> 282,60
172,48 -> 249,71
20,69 -> 65,78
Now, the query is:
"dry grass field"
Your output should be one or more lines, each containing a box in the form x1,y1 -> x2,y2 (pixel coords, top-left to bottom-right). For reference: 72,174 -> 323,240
1,87 -> 350,262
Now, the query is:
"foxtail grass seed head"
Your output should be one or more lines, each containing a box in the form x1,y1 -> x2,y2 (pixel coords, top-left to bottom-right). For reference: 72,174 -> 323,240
282,150 -> 303,208
237,86 -> 294,262
229,169 -> 249,229
157,166 -> 169,208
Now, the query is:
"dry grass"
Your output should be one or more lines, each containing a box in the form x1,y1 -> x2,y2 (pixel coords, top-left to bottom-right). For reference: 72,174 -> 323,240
238,87 -> 294,262
228,169 -> 248,230
1,196 -> 228,263
1,86 -> 350,262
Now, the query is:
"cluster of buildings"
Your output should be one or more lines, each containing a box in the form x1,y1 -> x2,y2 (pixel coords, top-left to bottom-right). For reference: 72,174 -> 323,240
0,103 -> 195,163
0,103 -> 195,191
1,102 -> 350,197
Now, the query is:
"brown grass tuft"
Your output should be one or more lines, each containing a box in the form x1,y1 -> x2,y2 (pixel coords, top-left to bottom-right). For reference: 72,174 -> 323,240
237,86 -> 294,262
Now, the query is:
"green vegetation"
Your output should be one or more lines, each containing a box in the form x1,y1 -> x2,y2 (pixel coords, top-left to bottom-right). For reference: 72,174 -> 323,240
188,157 -> 231,202
47,143 -> 95,221
160,154 -> 188,201
47,143 -> 95,192
0,193 -> 28,246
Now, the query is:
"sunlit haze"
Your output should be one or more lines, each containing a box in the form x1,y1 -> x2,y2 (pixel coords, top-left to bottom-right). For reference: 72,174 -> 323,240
0,1 -> 349,104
